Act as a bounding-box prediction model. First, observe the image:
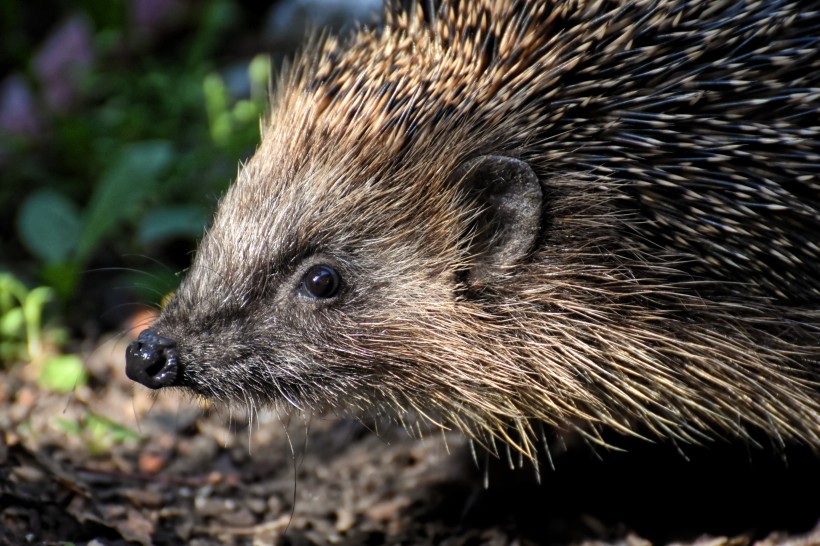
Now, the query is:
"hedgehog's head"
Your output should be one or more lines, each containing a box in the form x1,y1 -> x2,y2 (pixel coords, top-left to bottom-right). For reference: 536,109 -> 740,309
123,10 -> 556,449
124,92 -> 569,439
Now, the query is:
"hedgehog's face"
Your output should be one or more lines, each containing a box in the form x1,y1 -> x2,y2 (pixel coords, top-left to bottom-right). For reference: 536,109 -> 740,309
125,152 -> 543,417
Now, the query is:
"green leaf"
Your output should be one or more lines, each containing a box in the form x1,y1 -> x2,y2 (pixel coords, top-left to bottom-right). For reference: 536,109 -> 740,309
232,99 -> 258,123
23,286 -> 54,359
39,354 -> 87,393
39,262 -> 81,302
55,417 -> 82,435
23,286 -> 53,322
138,205 -> 209,245
16,189 -> 81,264
76,141 -> 173,263
86,412 -> 141,442
0,307 -> 24,339
248,54 -> 271,101
0,272 -> 28,311
203,73 -> 231,145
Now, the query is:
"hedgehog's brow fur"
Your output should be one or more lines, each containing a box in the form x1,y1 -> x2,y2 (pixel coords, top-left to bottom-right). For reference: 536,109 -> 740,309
157,0 -> 819,458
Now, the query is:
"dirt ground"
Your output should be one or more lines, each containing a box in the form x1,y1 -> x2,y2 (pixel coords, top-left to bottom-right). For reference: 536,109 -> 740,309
1,335 -> 818,546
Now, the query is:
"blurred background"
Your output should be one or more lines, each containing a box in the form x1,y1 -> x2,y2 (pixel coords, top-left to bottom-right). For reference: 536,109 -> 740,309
0,0 -> 380,374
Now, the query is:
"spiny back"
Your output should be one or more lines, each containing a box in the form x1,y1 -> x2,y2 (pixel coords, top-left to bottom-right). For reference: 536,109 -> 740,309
268,0 -> 820,301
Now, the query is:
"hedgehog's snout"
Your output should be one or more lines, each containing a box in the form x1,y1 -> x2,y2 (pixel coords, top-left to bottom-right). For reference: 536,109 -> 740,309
125,329 -> 179,389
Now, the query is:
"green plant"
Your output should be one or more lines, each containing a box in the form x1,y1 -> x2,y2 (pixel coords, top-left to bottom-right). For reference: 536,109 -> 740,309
14,57 -> 271,302
0,272 -> 84,391
56,411 -> 142,456
6,0 -> 271,307
16,141 -> 175,299
204,54 -> 271,148
39,354 -> 87,393
0,272 -> 56,363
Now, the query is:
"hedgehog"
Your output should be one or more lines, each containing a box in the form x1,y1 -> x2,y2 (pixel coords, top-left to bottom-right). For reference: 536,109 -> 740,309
125,0 -> 820,458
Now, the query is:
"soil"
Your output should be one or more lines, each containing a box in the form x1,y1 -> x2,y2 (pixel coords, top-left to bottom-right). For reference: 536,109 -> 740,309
1,335 -> 818,546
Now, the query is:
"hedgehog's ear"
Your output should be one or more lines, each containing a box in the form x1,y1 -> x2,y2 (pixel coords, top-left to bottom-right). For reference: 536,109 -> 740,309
456,155 -> 542,284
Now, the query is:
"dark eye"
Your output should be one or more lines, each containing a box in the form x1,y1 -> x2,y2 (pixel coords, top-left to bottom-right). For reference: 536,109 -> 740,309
301,264 -> 341,299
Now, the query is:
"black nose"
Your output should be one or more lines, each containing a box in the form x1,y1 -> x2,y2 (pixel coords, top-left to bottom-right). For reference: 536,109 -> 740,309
125,329 -> 179,389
